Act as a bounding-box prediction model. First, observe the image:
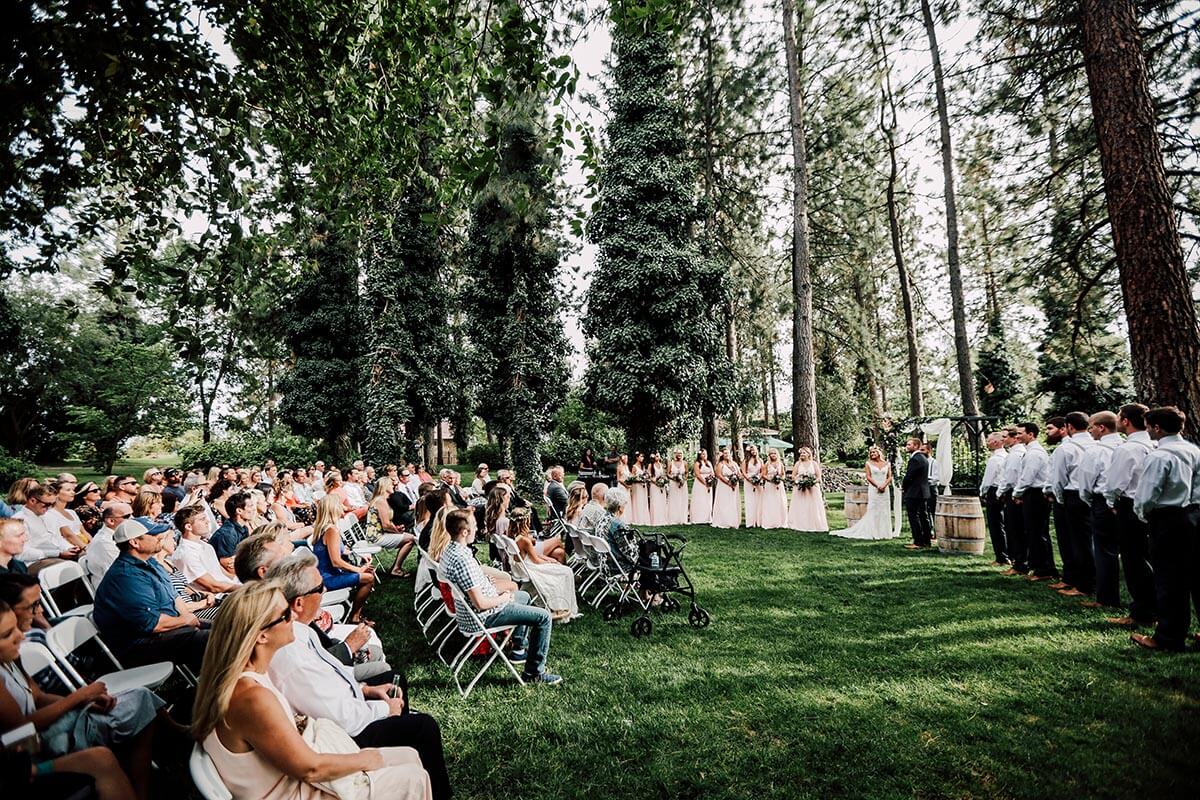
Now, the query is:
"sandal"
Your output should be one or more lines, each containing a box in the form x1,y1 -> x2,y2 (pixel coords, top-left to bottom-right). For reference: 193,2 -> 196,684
389,568 -> 412,578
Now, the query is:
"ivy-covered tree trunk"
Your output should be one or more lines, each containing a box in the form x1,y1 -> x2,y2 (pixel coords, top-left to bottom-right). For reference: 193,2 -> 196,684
583,8 -> 728,455
1080,0 -> 1200,435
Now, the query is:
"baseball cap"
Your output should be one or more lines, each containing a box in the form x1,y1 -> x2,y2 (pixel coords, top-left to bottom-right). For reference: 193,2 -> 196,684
133,515 -> 172,535
113,519 -> 152,544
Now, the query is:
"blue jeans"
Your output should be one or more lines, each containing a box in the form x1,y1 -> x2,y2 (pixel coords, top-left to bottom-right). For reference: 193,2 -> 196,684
484,590 -> 552,675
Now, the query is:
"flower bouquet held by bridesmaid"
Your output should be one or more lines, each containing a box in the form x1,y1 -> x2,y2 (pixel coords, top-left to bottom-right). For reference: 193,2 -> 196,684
787,447 -> 829,532
691,450 -> 714,524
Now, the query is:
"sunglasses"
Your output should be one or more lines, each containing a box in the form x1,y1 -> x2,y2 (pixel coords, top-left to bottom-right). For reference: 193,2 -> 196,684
299,582 -> 326,598
262,606 -> 293,630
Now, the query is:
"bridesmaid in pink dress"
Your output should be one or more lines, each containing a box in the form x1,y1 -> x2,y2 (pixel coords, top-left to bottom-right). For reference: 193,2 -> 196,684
647,453 -> 669,525
787,447 -> 829,532
711,451 -> 742,529
742,446 -> 764,528
629,453 -> 650,526
615,454 -> 632,524
666,450 -> 690,524
690,449 -> 714,524
759,448 -> 789,528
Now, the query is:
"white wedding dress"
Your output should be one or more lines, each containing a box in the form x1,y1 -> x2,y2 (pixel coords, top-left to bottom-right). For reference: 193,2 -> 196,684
832,463 -> 897,540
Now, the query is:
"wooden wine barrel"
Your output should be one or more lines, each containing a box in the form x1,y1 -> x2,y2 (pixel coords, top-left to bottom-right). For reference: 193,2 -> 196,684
844,486 -> 869,525
935,495 -> 986,555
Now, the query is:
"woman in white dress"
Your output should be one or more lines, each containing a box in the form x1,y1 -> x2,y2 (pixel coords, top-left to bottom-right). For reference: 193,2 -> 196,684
759,449 -> 789,528
646,454 -> 669,525
787,447 -> 829,532
710,451 -> 742,529
690,449 -> 714,524
509,508 -> 580,622
628,453 -> 650,526
666,450 -> 690,525
742,446 -> 764,528
615,454 -> 632,524
832,447 -> 897,540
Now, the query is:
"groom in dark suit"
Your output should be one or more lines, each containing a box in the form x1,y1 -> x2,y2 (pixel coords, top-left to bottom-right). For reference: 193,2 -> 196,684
902,437 -> 934,549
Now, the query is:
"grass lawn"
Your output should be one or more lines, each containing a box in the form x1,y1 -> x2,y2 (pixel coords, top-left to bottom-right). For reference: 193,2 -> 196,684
371,499 -> 1200,800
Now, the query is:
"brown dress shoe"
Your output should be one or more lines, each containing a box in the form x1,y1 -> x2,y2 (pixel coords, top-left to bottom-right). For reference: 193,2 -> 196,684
1047,581 -> 1069,590
1058,588 -> 1085,597
1000,568 -> 1020,576
1079,600 -> 1103,609
1131,633 -> 1172,651
904,544 -> 921,550
1106,616 -> 1138,627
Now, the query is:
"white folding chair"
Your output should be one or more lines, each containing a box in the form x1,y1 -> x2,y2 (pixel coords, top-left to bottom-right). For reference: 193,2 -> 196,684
19,641 -> 78,692
584,533 -> 639,608
44,616 -> 175,693
321,587 -> 352,624
190,743 -> 232,800
444,582 -> 525,698
492,533 -> 549,609
37,561 -> 95,619
338,512 -> 384,577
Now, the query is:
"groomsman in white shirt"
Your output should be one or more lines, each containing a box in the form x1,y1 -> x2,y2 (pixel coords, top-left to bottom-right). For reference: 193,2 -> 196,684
1042,417 -> 1071,590
1050,412 -> 1095,597
979,432 -> 1009,566
1014,422 -> 1057,580
999,428 -> 1029,576
1078,411 -> 1123,609
1131,406 -> 1200,652
1103,404 -> 1156,628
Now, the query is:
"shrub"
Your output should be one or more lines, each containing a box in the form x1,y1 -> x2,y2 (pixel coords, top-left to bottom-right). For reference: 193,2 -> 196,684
541,395 -> 625,468
0,447 -> 42,487
178,432 -> 319,471
462,443 -> 504,469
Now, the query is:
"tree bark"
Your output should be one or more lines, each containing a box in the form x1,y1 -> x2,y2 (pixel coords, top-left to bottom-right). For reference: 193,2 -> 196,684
920,0 -> 979,418
1080,0 -> 1200,437
782,0 -> 820,455
725,303 -> 743,457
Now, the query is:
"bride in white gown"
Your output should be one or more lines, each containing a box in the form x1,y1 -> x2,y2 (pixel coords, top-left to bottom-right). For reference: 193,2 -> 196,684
832,447 -> 898,540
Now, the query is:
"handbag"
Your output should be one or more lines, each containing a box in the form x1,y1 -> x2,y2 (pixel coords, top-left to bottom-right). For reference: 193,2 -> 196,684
295,715 -> 372,800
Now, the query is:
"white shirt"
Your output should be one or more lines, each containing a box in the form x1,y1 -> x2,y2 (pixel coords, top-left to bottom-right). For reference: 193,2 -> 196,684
1014,441 -> 1050,498
928,458 -> 941,485
293,484 -> 314,505
997,443 -> 1026,494
1133,434 -> 1200,521
980,448 -> 1007,495
1050,432 -> 1094,502
85,528 -> 120,586
14,507 -> 72,562
1079,433 -> 1122,505
406,474 -> 422,495
269,621 -> 388,736
1103,430 -> 1155,508
170,537 -> 237,587
342,483 -> 367,509
42,507 -> 81,540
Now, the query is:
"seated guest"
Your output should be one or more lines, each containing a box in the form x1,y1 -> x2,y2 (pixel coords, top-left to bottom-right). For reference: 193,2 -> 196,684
191,581 -> 432,800
44,479 -> 87,549
291,468 -> 314,505
1,743 -> 135,800
342,467 -> 369,510
69,480 -> 103,512
544,466 -> 569,520
0,573 -> 54,646
269,475 -> 312,535
233,530 -> 296,583
85,502 -> 131,588
206,479 -> 236,522
171,506 -> 240,594
0,518 -> 29,574
366,477 -> 416,577
325,469 -> 367,522
0,598 -> 164,800
508,507 -> 578,622
75,504 -> 104,542
92,520 -> 210,672
564,481 -> 589,526
160,468 -> 186,510
114,477 -> 140,504
416,490 -> 452,553
492,470 -> 542,533
438,470 -> 468,508
603,487 -> 640,571
209,491 -> 252,577
310,494 -> 375,623
141,468 -> 164,494
130,490 -> 169,531
440,508 -> 562,685
265,552 -> 449,799
15,487 -> 81,569
576,482 -> 609,536
6,477 -> 41,514
470,464 -> 489,495
151,524 -> 221,623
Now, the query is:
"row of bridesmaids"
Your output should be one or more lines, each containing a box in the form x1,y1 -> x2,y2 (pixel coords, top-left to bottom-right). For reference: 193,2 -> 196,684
614,446 -> 829,532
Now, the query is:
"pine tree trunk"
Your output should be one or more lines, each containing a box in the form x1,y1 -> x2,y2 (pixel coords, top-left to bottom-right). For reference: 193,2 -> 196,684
920,0 -> 979,418
781,0 -> 820,455
725,304 -> 743,456
1080,0 -> 1200,436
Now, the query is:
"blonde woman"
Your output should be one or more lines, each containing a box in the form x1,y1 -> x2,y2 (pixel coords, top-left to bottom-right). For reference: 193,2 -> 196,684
646,453 -> 669,526
742,445 -> 764,528
310,494 -> 375,623
832,446 -> 895,540
192,581 -> 431,800
787,447 -> 829,532
665,450 -> 689,525
564,483 -> 589,526
46,478 -> 88,548
268,476 -> 310,535
367,477 -> 416,577
690,449 -> 714,524
759,449 -> 789,528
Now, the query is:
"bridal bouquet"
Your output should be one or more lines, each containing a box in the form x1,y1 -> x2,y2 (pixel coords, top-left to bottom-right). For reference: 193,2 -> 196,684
671,475 -> 685,488
748,475 -> 764,488
705,475 -> 717,488
622,475 -> 637,487
654,476 -> 669,488
795,474 -> 817,491
729,475 -> 742,488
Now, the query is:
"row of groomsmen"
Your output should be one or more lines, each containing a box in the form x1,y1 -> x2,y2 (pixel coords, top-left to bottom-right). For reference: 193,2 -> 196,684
979,405 -> 1200,653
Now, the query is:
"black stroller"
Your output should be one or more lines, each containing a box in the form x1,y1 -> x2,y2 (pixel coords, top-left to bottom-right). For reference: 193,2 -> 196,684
599,527 -> 710,638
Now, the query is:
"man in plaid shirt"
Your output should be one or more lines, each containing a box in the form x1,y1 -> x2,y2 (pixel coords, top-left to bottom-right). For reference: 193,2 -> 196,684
439,509 -> 562,685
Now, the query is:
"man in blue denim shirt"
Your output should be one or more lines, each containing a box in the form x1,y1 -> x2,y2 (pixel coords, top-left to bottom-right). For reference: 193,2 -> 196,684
93,519 -> 209,671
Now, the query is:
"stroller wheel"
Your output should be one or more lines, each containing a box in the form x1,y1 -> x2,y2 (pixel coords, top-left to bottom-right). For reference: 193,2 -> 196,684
660,596 -> 680,612
631,616 -> 652,638
688,607 -> 711,628
601,598 -> 623,622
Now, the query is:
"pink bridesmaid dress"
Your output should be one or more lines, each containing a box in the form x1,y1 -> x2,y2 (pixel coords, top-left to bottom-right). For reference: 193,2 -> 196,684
711,464 -> 741,529
759,459 -> 789,528
787,461 -> 829,532
647,466 -> 669,525
629,465 -> 650,526
691,461 -> 714,524
666,461 -> 690,524
616,465 -> 632,523
743,458 -> 763,528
